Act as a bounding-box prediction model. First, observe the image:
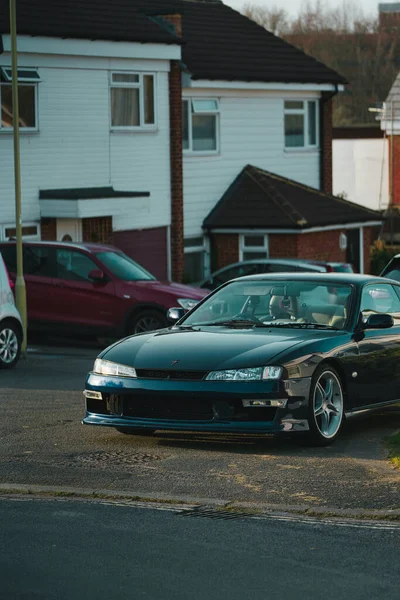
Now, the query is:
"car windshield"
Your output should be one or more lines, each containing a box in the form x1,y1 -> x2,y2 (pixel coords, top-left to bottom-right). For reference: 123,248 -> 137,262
182,279 -> 353,330
381,258 -> 400,282
95,251 -> 156,281
329,264 -> 353,273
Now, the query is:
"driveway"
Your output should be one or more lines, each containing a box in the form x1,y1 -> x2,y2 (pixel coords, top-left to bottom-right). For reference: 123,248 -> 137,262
1,343 -> 399,514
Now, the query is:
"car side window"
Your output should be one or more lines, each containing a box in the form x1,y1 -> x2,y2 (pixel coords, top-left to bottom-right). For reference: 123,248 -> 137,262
268,263 -> 297,273
56,250 -> 98,282
361,284 -> 400,322
23,246 -> 53,277
0,246 -> 17,272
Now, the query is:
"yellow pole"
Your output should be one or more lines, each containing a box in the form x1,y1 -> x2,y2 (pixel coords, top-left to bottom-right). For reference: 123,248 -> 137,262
10,0 -> 27,353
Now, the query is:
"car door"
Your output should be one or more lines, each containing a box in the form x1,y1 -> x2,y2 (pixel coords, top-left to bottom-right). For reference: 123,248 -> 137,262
0,244 -> 56,325
352,282 -> 400,408
52,248 -> 116,331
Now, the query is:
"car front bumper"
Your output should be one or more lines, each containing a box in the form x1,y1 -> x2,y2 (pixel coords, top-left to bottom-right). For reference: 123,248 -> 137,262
83,373 -> 312,434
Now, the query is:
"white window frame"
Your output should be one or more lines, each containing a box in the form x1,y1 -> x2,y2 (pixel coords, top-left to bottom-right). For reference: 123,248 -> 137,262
239,234 -> 269,261
184,236 -> 210,279
1,222 -> 40,241
183,98 -> 220,155
284,99 -> 319,150
0,67 -> 40,133
109,71 -> 157,131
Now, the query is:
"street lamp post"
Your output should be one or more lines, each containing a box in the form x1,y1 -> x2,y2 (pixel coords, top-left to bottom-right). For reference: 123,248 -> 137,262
9,0 -> 27,353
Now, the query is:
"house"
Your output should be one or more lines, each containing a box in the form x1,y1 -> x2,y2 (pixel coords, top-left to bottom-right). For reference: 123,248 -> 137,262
378,69 -> 400,242
333,125 -> 389,211
0,0 -> 382,281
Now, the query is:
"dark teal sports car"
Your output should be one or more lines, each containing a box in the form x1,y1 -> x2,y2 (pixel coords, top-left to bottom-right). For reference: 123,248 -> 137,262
83,273 -> 400,445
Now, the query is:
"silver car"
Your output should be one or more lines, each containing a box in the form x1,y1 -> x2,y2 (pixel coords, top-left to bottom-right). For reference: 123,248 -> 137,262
0,252 -> 23,368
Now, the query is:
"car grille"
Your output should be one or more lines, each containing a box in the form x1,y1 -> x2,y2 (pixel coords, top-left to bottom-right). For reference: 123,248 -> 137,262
135,369 -> 207,380
119,395 -> 277,422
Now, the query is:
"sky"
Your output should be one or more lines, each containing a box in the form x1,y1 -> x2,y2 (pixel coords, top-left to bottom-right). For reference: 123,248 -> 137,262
223,0 -> 384,19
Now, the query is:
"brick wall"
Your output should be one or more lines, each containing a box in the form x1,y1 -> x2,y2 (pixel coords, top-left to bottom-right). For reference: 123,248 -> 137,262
321,93 -> 333,194
40,218 -> 57,241
82,217 -> 112,244
297,230 -> 347,262
268,235 -> 298,258
389,135 -> 400,206
163,14 -> 184,282
210,234 -> 239,270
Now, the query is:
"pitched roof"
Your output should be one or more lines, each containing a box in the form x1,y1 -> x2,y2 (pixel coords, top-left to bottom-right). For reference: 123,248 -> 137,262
0,0 -> 346,85
384,71 -> 400,121
203,165 -> 381,230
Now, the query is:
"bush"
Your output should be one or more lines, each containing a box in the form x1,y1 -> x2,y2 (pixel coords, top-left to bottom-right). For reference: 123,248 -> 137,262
370,240 -> 400,275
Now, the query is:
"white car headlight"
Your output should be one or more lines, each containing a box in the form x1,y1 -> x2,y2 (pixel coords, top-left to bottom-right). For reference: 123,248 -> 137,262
177,298 -> 200,311
93,358 -> 137,378
205,366 -> 283,381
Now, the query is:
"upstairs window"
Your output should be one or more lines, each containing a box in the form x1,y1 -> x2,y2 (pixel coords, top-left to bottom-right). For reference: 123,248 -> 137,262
0,67 -> 40,131
183,98 -> 219,153
110,72 -> 156,130
284,100 -> 318,149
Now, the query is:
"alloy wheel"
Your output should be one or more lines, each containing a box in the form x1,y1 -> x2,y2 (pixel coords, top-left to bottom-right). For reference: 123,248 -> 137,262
134,316 -> 164,334
313,370 -> 344,439
0,327 -> 19,364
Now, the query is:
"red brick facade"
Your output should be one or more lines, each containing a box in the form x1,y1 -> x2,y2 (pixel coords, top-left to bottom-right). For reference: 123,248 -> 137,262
212,228 -> 376,274
40,218 -> 57,241
321,93 -> 333,194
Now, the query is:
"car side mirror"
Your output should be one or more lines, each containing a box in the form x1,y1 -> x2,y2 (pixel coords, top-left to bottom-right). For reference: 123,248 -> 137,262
167,307 -> 185,322
363,313 -> 394,329
88,269 -> 105,282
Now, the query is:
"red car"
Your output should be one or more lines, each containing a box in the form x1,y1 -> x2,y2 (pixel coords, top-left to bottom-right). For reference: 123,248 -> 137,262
0,241 -> 208,336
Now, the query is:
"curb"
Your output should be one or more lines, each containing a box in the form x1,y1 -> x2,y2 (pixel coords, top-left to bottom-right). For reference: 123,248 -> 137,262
1,483 -> 399,523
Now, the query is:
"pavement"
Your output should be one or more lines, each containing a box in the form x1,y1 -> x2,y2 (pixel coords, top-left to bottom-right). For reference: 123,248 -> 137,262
0,340 -> 399,518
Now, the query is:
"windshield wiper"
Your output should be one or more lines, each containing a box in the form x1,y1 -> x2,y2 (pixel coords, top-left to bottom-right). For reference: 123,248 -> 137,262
198,318 -> 264,328
263,322 -> 340,330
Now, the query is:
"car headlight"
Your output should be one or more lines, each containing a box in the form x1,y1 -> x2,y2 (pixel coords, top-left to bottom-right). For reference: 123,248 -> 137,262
177,298 -> 200,311
205,366 -> 283,381
93,358 -> 137,378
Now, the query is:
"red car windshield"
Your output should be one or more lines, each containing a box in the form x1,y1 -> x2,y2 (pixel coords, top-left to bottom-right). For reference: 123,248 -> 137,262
95,251 -> 156,281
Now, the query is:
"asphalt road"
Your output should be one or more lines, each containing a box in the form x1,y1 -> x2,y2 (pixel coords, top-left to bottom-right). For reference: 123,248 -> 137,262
0,344 -> 399,512
0,496 -> 399,600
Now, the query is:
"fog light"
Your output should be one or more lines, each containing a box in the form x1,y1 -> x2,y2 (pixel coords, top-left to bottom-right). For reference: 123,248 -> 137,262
83,390 -> 103,400
242,399 -> 287,408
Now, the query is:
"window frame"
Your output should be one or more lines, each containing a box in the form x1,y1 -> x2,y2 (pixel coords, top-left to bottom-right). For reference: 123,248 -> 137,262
0,67 -> 40,133
284,99 -> 319,150
1,222 -> 40,241
239,234 -> 269,261
183,236 -> 210,281
109,71 -> 157,132
182,98 -> 220,155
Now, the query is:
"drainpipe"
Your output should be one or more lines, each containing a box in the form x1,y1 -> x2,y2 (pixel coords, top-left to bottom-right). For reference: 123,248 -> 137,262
320,84 -> 338,193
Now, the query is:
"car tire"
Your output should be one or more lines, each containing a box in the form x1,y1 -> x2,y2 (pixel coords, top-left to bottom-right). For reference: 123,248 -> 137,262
302,365 -> 345,446
128,310 -> 168,335
0,321 -> 21,369
117,428 -> 156,436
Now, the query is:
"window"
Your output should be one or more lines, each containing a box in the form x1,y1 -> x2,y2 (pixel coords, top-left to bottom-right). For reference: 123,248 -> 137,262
284,100 -> 318,149
361,284 -> 400,320
95,251 -> 155,281
110,72 -> 156,129
1,223 -> 40,241
1,67 -> 39,131
239,235 -> 269,261
182,99 -> 219,153
23,246 -> 52,277
56,249 -> 99,282
184,237 -> 206,283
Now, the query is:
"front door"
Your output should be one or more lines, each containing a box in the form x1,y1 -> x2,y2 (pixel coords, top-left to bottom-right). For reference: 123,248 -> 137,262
346,229 -> 360,273
56,219 -> 82,242
52,248 -> 116,332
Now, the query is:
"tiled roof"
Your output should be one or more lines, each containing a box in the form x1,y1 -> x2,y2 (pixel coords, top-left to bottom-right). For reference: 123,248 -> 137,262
203,165 -> 382,230
0,0 -> 346,85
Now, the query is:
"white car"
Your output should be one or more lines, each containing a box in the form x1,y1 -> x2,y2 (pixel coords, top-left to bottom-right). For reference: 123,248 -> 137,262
0,252 -> 23,368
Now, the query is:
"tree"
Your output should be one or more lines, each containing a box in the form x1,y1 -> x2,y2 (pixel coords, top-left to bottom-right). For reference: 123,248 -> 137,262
242,2 -> 290,36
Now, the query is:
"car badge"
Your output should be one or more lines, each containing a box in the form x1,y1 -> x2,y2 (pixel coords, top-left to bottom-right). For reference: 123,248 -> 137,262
171,360 -> 180,366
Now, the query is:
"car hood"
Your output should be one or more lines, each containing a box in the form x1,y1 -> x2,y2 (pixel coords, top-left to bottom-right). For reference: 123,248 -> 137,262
100,326 -> 322,371
122,280 -> 208,299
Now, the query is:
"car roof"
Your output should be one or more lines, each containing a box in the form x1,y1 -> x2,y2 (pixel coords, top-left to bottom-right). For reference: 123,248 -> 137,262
212,258 -> 326,273
230,272 -> 392,286
0,240 -> 117,253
